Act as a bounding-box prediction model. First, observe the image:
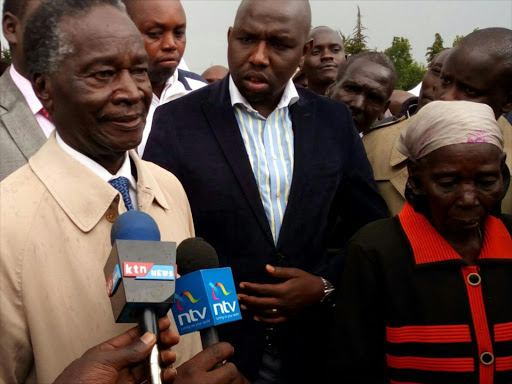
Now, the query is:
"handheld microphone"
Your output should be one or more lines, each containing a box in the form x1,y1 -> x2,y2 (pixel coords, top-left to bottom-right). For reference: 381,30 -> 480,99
174,238 -> 242,351
104,211 -> 177,384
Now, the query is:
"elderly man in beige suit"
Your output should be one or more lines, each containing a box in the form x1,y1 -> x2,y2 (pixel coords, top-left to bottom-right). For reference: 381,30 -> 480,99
0,0 -> 52,181
0,1 -> 246,384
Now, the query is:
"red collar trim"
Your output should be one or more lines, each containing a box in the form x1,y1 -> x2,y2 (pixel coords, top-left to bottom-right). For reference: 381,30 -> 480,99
398,202 -> 512,265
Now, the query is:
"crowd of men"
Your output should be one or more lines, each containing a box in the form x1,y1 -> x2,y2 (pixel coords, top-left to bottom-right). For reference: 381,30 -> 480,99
0,0 -> 511,383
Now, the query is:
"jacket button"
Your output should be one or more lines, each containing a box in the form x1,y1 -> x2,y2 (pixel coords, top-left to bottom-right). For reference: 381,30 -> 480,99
467,273 -> 481,286
105,211 -> 116,223
480,352 -> 494,365
276,253 -> 285,263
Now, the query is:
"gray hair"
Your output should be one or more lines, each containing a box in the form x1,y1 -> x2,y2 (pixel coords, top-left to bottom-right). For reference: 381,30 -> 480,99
23,0 -> 126,77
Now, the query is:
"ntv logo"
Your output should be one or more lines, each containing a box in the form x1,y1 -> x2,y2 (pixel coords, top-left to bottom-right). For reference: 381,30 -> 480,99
175,291 -> 206,326
209,282 -> 237,315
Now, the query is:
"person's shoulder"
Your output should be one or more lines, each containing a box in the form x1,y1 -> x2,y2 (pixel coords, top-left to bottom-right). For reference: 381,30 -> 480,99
297,86 -> 351,113
1,163 -> 45,199
141,159 -> 186,194
499,213 -> 512,231
178,68 -> 208,84
160,80 -> 215,112
0,68 -> 20,108
365,113 -> 412,138
1,165 -> 48,255
349,217 -> 404,252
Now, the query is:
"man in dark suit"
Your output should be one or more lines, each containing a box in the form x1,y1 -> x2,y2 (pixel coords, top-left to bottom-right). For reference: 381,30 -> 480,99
144,0 -> 388,382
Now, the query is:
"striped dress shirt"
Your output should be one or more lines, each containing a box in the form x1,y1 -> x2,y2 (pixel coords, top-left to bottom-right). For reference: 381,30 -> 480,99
229,77 -> 299,243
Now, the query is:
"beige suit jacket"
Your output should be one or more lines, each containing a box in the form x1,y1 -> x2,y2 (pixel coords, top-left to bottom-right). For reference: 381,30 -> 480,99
363,117 -> 411,216
0,69 -> 47,181
363,115 -> 512,217
0,135 -> 201,384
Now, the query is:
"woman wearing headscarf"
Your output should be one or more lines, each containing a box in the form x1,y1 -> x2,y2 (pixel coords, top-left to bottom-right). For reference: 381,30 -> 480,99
332,101 -> 512,384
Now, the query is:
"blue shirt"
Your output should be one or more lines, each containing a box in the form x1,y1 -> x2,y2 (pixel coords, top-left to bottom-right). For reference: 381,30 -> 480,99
229,77 -> 299,243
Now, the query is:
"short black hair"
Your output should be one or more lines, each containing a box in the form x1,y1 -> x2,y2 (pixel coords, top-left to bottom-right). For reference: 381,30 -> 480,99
456,28 -> 512,88
336,51 -> 397,93
23,0 -> 126,77
3,0 -> 31,18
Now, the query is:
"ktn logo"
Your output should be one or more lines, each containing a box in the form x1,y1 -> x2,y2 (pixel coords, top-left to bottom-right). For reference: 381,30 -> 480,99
123,262 -> 174,280
175,291 -> 201,311
209,282 -> 231,301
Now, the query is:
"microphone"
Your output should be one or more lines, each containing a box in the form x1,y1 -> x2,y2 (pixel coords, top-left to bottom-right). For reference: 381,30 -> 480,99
174,238 -> 242,350
104,211 -> 177,384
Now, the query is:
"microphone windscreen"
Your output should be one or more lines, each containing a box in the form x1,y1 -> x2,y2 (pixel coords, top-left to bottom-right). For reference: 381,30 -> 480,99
110,211 -> 161,245
176,237 -> 219,275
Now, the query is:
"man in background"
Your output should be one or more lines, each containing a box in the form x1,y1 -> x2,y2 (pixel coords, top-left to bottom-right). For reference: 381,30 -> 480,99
328,51 -> 397,134
302,26 -> 345,95
361,49 -> 452,215
0,0 -> 52,181
124,0 -> 207,156
202,65 -> 229,84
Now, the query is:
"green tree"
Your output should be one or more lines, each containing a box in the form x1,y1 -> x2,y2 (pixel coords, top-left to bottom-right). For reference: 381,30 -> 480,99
452,34 -> 464,47
1,48 -> 12,65
426,33 -> 445,63
340,6 -> 369,55
384,37 -> 427,91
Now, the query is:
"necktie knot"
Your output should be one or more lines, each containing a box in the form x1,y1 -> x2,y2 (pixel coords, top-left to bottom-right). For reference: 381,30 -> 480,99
109,177 -> 134,211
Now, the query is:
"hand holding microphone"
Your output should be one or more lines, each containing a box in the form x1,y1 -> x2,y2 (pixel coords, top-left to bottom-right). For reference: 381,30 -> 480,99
53,318 -> 179,384
104,213 -> 248,384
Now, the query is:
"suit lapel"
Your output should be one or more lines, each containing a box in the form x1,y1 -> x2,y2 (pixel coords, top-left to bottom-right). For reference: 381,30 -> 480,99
202,78 -> 275,245
0,70 -> 46,160
277,94 -> 315,247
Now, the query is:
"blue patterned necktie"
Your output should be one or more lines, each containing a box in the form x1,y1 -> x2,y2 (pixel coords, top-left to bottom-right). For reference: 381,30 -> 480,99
109,176 -> 135,211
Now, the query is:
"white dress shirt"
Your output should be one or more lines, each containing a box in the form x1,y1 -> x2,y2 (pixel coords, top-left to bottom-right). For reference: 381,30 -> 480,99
138,69 -> 207,156
56,132 -> 138,210
9,66 -> 55,138
229,76 -> 299,242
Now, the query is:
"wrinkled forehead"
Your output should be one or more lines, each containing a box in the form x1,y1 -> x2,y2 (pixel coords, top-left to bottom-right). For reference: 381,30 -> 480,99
59,5 -> 146,63
344,60 -> 393,85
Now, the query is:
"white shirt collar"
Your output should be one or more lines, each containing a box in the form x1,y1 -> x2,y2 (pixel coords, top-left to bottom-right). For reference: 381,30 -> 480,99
9,65 -> 43,115
229,75 -> 299,114
55,132 -> 137,190
152,69 -> 179,105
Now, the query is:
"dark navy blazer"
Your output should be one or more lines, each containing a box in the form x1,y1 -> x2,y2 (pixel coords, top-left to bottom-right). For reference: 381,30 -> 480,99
144,76 -> 388,382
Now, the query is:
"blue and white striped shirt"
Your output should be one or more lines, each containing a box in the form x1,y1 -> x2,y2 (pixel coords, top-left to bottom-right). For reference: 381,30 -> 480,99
229,77 -> 299,243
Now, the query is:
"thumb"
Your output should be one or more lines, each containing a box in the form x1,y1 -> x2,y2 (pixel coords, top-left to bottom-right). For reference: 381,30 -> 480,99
102,332 -> 156,371
265,264 -> 304,279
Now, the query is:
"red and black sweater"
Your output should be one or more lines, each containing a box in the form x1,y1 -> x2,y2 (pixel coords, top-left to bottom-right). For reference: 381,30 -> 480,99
333,203 -> 512,384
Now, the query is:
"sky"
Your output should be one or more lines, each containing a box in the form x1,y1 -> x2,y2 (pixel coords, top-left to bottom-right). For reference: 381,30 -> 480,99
2,0 -> 511,75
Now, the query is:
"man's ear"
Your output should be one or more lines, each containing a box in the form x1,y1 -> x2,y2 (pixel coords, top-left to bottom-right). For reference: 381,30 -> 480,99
227,27 -> 232,42
32,73 -> 54,114
302,38 -> 313,60
407,160 -> 426,196
2,12 -> 20,45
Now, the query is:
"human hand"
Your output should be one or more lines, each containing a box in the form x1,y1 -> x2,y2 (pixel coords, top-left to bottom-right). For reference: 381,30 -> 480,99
53,317 -> 180,384
174,342 -> 249,384
237,264 -> 324,324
